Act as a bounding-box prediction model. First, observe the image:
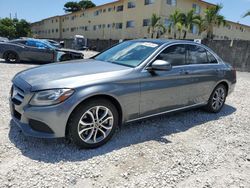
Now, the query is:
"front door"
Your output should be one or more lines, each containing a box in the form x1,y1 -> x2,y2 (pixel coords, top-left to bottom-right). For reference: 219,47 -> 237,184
139,44 -> 194,117
24,40 -> 54,62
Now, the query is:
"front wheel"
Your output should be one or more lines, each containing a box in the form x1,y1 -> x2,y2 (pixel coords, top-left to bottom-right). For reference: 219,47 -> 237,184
5,52 -> 20,63
205,84 -> 227,113
68,99 -> 119,149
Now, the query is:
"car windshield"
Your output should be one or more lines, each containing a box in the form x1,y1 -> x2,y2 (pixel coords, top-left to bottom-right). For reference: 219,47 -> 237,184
41,40 -> 58,49
94,41 -> 160,67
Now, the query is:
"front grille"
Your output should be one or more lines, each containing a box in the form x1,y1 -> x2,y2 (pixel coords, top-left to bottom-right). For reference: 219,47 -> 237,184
11,85 -> 25,105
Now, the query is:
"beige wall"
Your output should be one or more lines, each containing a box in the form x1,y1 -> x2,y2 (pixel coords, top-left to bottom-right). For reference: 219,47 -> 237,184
31,0 -> 250,41
32,16 -> 61,39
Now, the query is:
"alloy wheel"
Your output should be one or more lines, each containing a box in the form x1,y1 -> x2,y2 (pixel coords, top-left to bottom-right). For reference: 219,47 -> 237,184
212,87 -> 225,111
77,106 -> 114,144
7,53 -> 18,63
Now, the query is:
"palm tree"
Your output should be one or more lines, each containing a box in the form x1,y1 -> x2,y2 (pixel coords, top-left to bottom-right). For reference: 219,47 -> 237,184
182,9 -> 201,39
148,14 -> 166,38
168,10 -> 184,39
203,4 -> 226,39
243,11 -> 250,17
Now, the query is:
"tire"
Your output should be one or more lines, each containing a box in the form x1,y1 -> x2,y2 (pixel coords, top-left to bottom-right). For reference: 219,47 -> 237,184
5,51 -> 20,63
205,84 -> 227,113
67,99 -> 119,149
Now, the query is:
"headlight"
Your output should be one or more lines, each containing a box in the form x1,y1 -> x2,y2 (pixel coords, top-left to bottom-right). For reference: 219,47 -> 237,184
30,89 -> 74,106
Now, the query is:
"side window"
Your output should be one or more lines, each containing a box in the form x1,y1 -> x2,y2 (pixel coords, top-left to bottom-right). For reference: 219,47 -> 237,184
207,51 -> 218,64
156,44 -> 186,66
26,41 -> 48,49
35,41 -> 48,49
25,40 -> 36,47
187,45 -> 208,64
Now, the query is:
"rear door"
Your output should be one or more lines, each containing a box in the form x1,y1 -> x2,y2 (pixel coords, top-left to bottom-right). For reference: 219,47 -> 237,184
184,44 -> 221,103
23,40 -> 55,62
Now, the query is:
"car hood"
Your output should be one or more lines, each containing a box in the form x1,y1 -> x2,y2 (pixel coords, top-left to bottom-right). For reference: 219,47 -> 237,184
14,59 -> 133,91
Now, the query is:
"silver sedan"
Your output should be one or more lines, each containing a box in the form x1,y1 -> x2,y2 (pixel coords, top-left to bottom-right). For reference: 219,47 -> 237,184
10,39 -> 236,148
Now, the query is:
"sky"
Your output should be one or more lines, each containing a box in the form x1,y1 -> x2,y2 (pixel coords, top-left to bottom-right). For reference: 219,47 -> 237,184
0,0 -> 250,25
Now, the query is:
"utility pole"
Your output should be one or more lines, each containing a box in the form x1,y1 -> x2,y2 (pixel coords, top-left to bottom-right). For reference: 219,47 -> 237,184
9,13 -> 12,19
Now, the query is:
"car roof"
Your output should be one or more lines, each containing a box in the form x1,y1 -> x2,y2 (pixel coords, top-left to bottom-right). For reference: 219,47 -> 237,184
131,39 -> 203,46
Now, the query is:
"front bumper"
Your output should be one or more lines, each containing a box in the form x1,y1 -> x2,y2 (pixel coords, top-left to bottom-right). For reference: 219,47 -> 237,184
9,97 -> 72,138
9,85 -> 77,138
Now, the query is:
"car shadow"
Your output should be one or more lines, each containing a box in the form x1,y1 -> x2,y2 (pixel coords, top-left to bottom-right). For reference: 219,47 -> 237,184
8,104 -> 236,163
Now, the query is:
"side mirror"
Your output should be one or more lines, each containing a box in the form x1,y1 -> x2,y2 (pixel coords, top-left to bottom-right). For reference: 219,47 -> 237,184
147,60 -> 172,71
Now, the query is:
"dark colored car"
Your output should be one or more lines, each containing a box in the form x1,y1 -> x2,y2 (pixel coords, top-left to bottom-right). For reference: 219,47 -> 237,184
0,39 -> 84,63
10,39 -> 236,148
0,37 -> 9,42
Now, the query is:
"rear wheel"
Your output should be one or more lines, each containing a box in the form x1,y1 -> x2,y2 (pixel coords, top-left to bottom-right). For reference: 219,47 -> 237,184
68,99 -> 119,149
5,52 -> 20,63
205,84 -> 227,113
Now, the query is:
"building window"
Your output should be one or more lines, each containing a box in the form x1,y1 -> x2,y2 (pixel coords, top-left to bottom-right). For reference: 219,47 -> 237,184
192,4 -> 201,14
71,27 -> 76,32
98,24 -> 102,29
128,2 -> 136,8
107,24 -> 111,28
145,0 -> 154,5
116,23 -> 123,29
85,26 -> 88,31
166,0 -> 176,6
56,29 -> 58,33
56,19 -> 58,22
117,5 -> 123,12
63,28 -> 65,32
143,19 -> 150,26
108,7 -> 112,12
94,10 -> 101,16
102,24 -> 106,28
51,19 -> 53,23
93,25 -> 97,31
126,20 -> 135,28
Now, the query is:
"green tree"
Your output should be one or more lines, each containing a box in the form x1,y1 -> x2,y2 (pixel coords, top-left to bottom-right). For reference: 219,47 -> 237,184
182,9 -> 201,39
203,4 -> 226,39
16,19 -> 32,37
168,10 -> 184,39
0,18 -> 31,39
243,11 -> 250,17
148,14 -> 166,38
64,0 -> 96,12
79,0 -> 96,10
0,18 -> 16,38
64,1 -> 81,12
